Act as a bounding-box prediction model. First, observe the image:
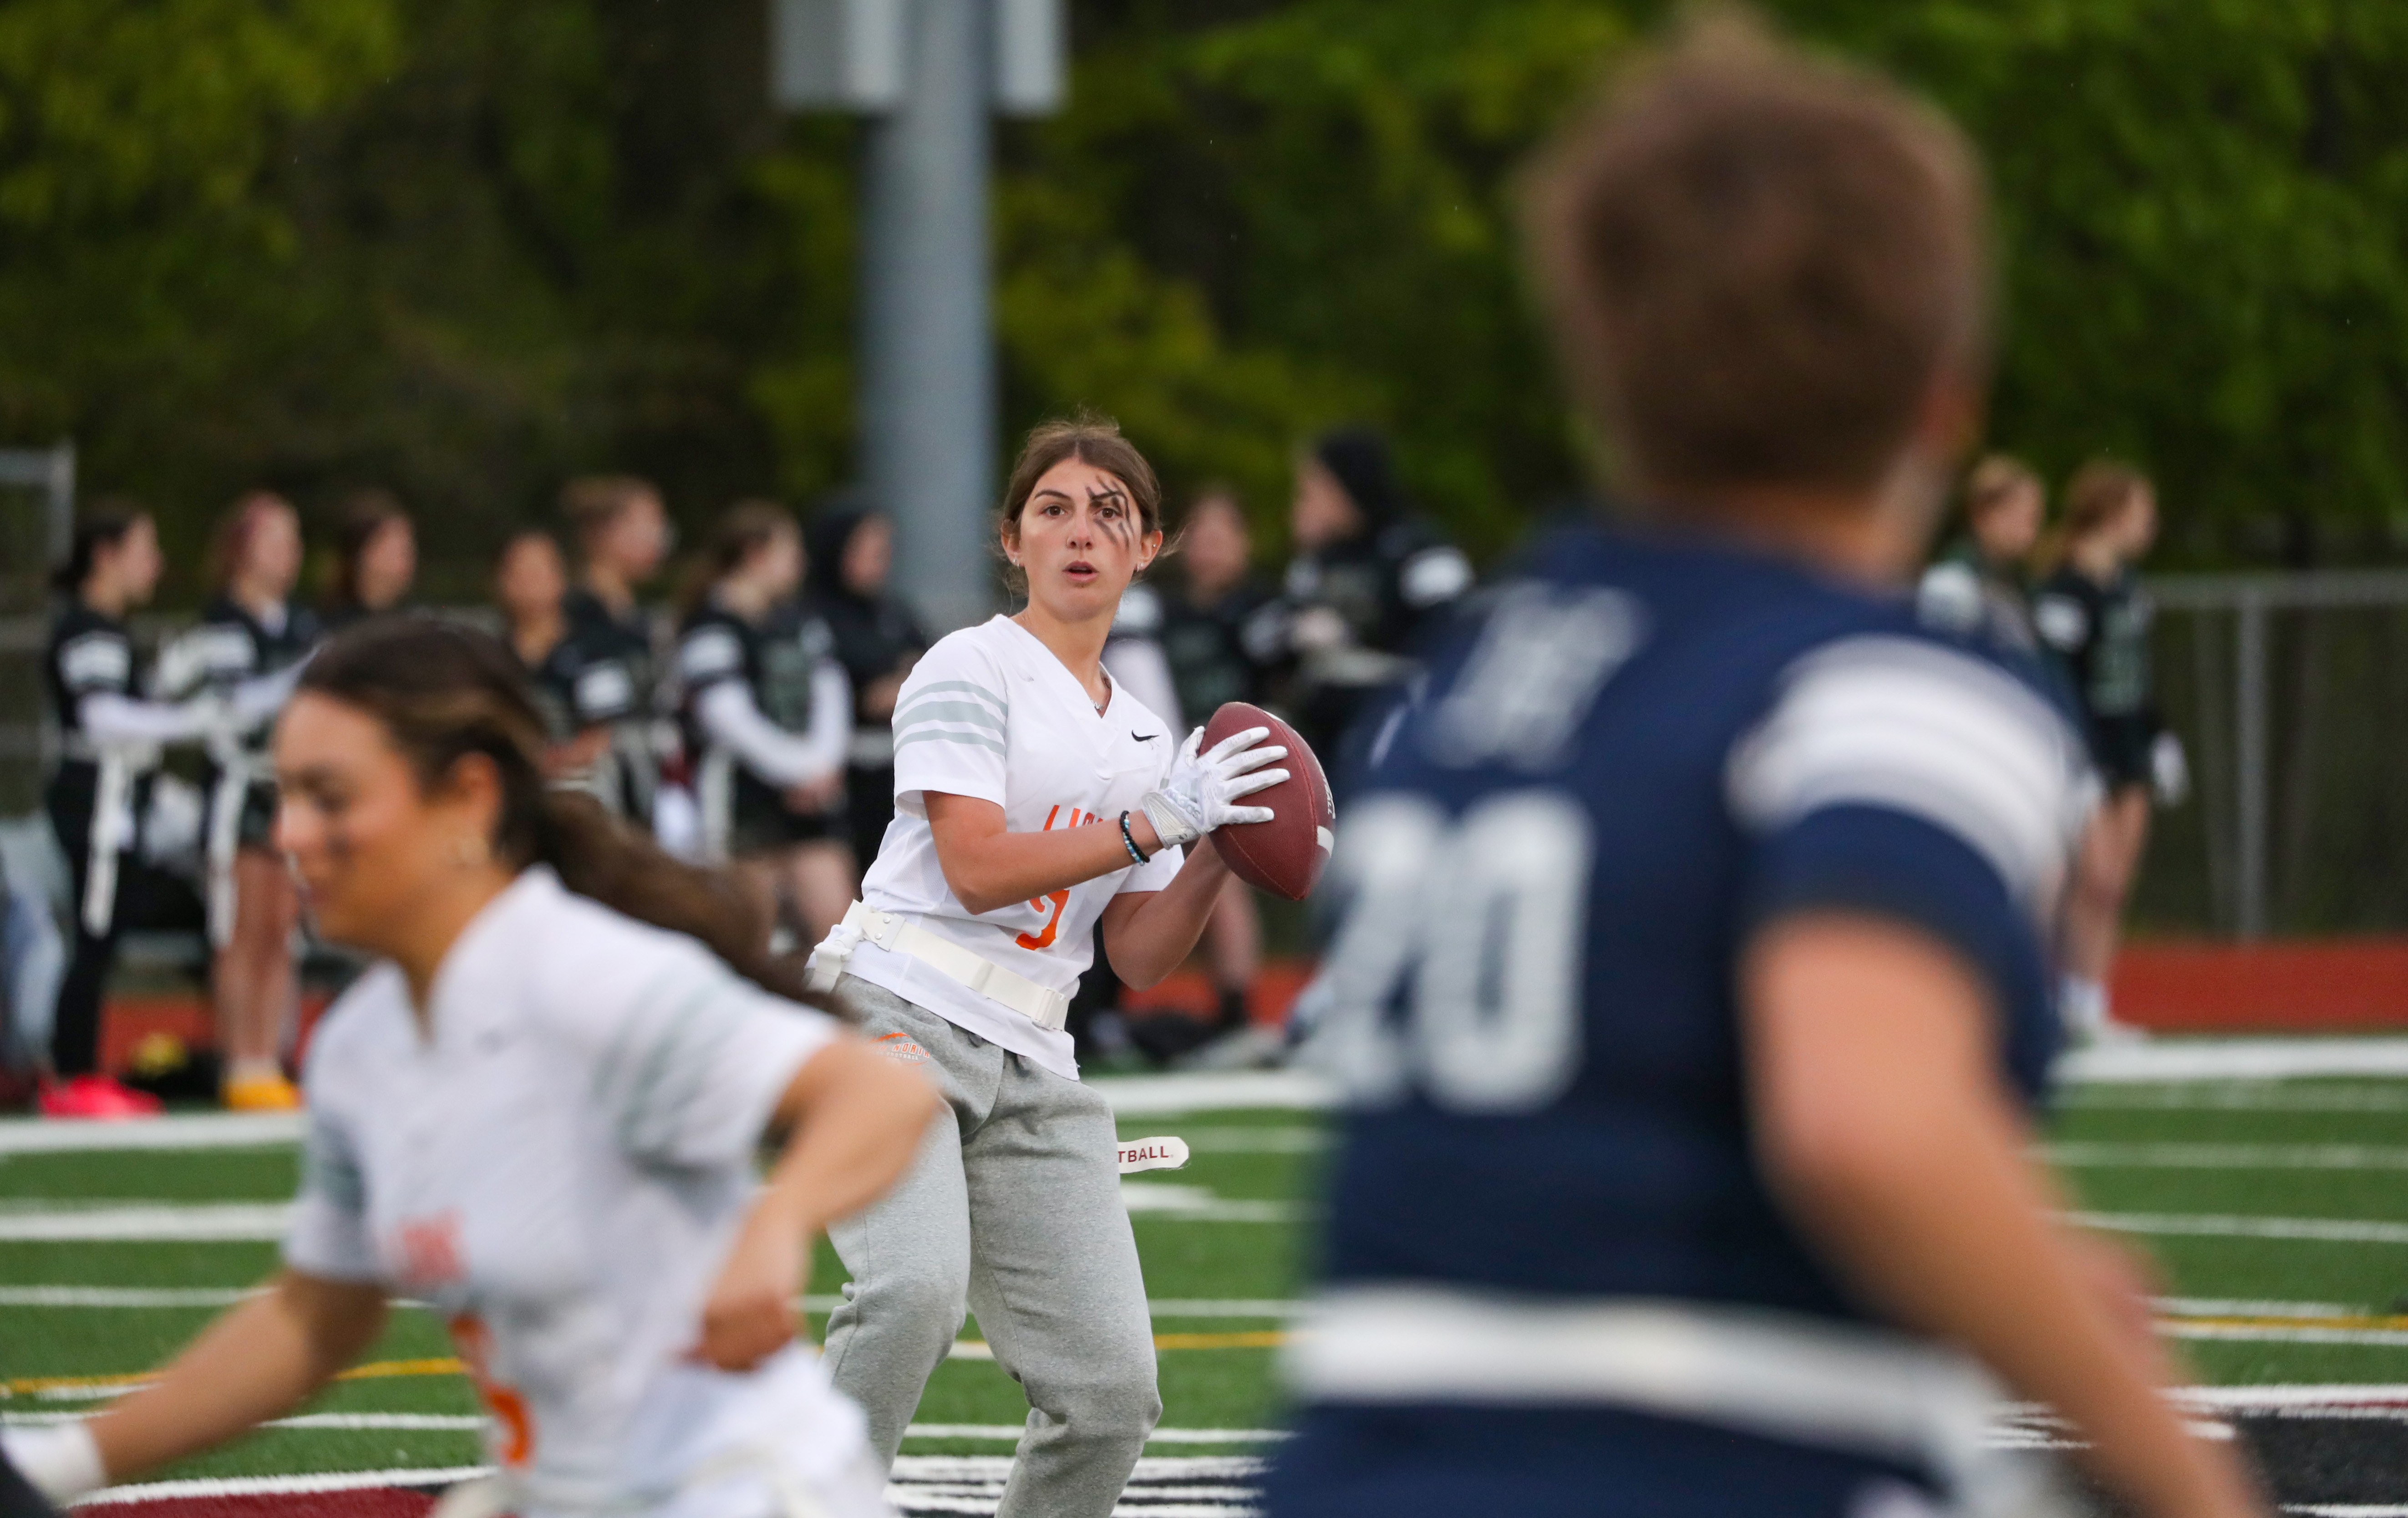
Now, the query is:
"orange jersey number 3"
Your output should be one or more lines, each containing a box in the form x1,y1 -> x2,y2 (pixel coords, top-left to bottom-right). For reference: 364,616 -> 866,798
1015,805 -> 1098,950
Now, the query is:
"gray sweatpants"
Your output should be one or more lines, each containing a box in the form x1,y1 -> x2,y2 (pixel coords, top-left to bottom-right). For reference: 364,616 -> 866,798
820,975 -> 1160,1518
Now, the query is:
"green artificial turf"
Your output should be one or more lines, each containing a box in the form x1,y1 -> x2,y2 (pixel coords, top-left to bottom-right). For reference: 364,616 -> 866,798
5,1080 -> 2407,1485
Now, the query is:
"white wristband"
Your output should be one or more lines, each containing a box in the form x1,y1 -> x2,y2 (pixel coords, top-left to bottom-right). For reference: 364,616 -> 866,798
3,1421 -> 108,1503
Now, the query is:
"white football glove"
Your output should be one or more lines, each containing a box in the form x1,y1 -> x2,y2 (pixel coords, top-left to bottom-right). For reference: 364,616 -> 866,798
2150,731 -> 2190,807
1141,725 -> 1289,848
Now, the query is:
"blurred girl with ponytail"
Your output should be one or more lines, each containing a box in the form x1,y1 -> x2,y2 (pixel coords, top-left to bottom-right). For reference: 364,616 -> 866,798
154,492 -> 320,1110
0,615 -> 935,1518
676,502 -> 856,949
2033,462 -> 2178,1043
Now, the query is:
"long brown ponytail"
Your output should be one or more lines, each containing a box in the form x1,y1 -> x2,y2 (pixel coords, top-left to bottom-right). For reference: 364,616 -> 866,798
297,615 -> 828,1011
677,499 -> 796,615
2036,458 -> 2149,574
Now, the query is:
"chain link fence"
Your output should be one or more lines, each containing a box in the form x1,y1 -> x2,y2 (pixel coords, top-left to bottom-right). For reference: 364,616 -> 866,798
2139,572 -> 2408,939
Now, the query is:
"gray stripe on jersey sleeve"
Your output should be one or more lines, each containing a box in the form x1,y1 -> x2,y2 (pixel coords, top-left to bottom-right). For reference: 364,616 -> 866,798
893,681 -> 1005,730
892,680 -> 1009,758
595,969 -> 754,1159
299,1112 -> 366,1213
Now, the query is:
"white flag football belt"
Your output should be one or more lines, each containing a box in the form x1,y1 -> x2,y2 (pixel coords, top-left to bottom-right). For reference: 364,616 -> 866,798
807,901 -> 1072,1033
1287,1287 -> 2035,1511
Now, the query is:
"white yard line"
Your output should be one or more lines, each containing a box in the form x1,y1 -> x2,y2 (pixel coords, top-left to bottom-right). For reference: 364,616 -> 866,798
0,1203 -> 292,1242
0,1286 -> 260,1307
8,1410 -> 1279,1441
2049,1142 -> 2408,1171
1094,1071 -> 1332,1116
2155,1297 -> 2362,1319
75,1467 -> 493,1505
6,1412 -> 483,1431
3,1038 -> 2408,1152
0,1187 -> 1295,1245
2074,1210 -> 2408,1245
2058,1039 -> 2408,1084
901,1426 -> 1284,1444
2065,1084 -> 2408,1112
1143,1129 -> 1325,1154
2169,1324 -> 2408,1349
0,1113 -> 303,1156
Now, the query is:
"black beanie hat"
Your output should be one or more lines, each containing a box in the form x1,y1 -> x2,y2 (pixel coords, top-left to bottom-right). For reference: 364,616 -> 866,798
1313,426 -> 1404,529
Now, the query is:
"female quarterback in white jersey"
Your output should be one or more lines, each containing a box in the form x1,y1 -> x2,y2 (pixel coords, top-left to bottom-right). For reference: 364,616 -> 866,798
803,416 -> 1288,1518
0,619 -> 938,1518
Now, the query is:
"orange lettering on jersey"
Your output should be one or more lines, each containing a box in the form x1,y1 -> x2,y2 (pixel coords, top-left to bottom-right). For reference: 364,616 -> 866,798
1015,805 -> 1096,950
394,1211 -> 464,1293
448,1313 -> 536,1467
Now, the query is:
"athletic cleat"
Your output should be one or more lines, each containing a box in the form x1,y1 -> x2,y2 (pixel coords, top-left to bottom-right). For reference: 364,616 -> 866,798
221,1071 -> 304,1112
36,1074 -> 163,1121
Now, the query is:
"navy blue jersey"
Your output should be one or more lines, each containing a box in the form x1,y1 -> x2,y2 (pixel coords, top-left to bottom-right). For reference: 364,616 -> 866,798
1303,523 -> 2086,1322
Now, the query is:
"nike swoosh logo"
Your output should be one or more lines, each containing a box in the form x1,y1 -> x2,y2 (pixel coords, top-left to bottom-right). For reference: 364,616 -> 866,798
1133,731 -> 1162,742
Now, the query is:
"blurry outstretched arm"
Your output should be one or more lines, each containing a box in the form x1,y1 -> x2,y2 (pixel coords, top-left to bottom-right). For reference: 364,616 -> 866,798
64,1272 -> 388,1490
696,1034 -> 940,1371
1744,914 -> 2266,1518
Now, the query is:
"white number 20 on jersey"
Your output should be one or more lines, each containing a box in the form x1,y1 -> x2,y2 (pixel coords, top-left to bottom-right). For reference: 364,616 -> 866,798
1301,790 -> 1590,1114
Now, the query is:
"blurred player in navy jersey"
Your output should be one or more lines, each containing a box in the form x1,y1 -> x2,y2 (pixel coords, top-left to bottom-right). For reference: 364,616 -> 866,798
1267,17 -> 2265,1518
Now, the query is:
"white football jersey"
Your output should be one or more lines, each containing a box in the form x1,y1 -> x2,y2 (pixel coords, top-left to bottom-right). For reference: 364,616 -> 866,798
854,615 -> 1185,1078
285,867 -> 868,1518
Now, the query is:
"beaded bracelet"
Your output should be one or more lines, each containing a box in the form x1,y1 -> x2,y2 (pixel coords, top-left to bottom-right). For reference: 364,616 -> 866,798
1119,810 -> 1149,865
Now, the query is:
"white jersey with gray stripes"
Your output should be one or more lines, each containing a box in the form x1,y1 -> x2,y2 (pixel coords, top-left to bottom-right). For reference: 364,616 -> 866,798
852,614 -> 1185,1080
283,867 -> 870,1518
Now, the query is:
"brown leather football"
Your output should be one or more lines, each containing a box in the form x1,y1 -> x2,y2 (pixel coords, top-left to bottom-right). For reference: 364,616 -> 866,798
1200,701 -> 1336,901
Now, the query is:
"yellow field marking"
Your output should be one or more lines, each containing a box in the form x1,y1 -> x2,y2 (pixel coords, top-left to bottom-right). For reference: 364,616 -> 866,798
336,1357 -> 467,1381
1153,1330 -> 1286,1351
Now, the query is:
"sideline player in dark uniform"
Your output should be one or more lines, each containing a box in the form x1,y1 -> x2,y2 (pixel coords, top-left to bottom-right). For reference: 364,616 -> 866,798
39,508 -> 218,1119
318,490 -> 416,634
493,529 -> 640,799
560,474 -> 673,825
1270,428 -> 1471,779
1268,22 -> 2263,1518
1918,454 -> 2046,652
2034,462 -> 2178,1044
1162,489 -> 1280,1055
808,496 -> 929,871
154,493 -> 320,1112
679,502 -> 854,948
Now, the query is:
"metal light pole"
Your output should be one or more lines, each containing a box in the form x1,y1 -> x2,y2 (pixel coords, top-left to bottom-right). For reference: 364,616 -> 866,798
773,0 -> 1065,634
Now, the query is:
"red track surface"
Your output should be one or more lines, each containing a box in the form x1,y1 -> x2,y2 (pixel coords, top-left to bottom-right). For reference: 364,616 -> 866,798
2111,938 -> 2408,1031
97,1494 -> 433,1518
